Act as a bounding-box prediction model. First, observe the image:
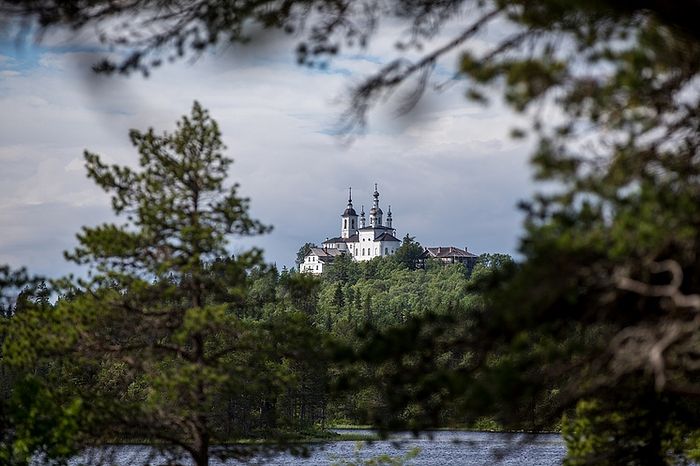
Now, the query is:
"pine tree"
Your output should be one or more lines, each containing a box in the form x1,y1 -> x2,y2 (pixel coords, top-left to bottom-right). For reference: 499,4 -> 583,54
7,102 -> 298,466
363,294 -> 373,325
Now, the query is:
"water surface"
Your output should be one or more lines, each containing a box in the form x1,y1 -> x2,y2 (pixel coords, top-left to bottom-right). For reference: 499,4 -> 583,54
69,430 -> 565,465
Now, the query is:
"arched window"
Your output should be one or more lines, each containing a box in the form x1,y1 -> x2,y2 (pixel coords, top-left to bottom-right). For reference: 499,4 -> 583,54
362,248 -> 365,255
351,219 -> 355,228
385,247 -> 388,255
344,219 -> 347,229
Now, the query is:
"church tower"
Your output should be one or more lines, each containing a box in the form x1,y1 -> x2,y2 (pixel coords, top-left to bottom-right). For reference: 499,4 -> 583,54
341,187 -> 358,238
369,183 -> 384,227
359,205 -> 366,228
386,205 -> 393,229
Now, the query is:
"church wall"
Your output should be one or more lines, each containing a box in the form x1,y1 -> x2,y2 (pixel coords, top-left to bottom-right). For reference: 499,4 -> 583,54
356,229 -> 378,261
379,240 -> 400,257
299,187 -> 401,272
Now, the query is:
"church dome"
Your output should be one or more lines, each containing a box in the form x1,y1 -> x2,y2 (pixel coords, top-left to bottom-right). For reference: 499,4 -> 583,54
343,206 -> 357,216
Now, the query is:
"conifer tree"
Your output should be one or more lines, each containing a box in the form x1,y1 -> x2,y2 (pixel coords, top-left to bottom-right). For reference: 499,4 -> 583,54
69,101 -> 274,465
2,103 -> 329,466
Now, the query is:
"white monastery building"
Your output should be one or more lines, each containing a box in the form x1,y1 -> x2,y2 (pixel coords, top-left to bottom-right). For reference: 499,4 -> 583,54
300,185 -> 401,274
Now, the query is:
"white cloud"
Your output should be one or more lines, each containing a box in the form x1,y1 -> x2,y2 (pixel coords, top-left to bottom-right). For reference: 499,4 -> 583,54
0,53 -> 17,66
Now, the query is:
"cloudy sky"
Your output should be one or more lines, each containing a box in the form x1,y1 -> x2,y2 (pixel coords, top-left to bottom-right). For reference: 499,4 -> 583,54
0,22 -> 536,277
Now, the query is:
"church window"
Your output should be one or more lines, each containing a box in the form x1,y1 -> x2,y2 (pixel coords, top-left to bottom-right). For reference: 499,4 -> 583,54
351,219 -> 355,228
385,247 -> 388,255
344,219 -> 347,229
362,248 -> 365,255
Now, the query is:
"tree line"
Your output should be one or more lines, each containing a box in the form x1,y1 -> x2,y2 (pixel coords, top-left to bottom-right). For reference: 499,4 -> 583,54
4,0 -> 700,464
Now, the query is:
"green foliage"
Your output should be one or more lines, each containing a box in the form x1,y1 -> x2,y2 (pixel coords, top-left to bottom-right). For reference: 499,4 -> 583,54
0,377 -> 84,466
392,235 -> 423,271
1,103 -> 330,466
68,101 -> 270,280
315,256 -> 474,333
468,253 -> 515,283
324,253 -> 359,284
562,394 -> 700,466
0,266 -> 41,317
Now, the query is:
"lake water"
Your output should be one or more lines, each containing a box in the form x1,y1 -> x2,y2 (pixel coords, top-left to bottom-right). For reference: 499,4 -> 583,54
68,430 -> 566,465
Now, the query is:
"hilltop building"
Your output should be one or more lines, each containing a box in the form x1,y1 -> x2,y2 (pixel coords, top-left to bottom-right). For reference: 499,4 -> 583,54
300,185 -> 400,274
418,246 -> 479,273
299,185 -> 480,275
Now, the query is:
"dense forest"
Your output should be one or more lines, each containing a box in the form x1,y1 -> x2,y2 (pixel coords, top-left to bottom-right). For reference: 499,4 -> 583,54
0,235 -> 512,463
4,0 -> 700,464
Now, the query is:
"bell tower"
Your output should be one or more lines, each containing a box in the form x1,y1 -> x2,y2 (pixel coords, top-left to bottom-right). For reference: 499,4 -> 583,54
341,187 -> 358,238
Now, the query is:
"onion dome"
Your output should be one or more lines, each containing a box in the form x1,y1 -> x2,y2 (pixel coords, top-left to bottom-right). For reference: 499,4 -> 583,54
342,187 -> 357,217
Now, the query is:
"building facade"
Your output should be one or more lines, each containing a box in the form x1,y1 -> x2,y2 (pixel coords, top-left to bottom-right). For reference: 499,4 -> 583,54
300,185 -> 400,274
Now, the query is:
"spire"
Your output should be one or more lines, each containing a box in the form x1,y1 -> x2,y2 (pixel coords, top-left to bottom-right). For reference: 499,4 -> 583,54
386,204 -> 393,228
342,186 -> 357,217
359,204 -> 366,228
341,186 -> 358,238
370,183 -> 383,227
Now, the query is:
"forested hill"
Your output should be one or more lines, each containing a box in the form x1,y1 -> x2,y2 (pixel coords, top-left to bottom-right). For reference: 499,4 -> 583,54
250,246 -> 512,334
242,249 -> 515,429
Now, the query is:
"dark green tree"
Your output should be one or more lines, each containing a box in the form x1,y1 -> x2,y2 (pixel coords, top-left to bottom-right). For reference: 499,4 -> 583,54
469,253 -> 514,283
295,242 -> 317,269
324,252 -> 357,284
1,103 -> 330,466
393,234 -> 423,271
362,294 -> 373,326
279,268 -> 320,317
0,266 -> 39,318
332,283 -> 344,311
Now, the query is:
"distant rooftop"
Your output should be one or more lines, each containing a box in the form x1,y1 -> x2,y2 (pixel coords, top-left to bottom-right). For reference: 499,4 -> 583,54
422,246 -> 478,259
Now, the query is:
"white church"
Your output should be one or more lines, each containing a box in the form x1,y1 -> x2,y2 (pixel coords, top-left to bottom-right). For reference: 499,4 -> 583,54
300,185 -> 401,274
